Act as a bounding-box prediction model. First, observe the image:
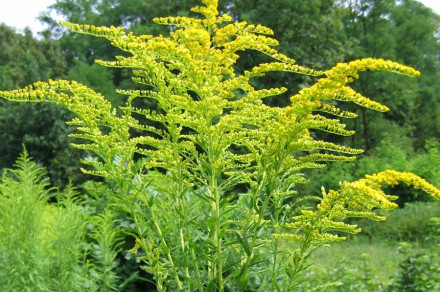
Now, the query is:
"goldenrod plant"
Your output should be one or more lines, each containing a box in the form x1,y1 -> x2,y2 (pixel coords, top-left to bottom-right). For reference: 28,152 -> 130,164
1,0 -> 439,290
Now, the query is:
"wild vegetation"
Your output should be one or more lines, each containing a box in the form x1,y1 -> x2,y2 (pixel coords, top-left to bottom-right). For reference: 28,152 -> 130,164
0,0 -> 439,291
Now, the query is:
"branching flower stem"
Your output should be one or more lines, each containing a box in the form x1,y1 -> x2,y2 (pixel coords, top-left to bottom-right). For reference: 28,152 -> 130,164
206,136 -> 224,291
173,147 -> 205,291
181,197 -> 205,292
271,202 -> 282,289
237,171 -> 271,289
213,175 -> 223,291
124,181 -> 183,291
286,221 -> 316,290
150,208 -> 183,290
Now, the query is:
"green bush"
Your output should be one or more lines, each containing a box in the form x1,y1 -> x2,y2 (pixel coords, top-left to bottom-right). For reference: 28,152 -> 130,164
298,240 -> 440,292
297,254 -> 382,291
425,217 -> 440,246
386,244 -> 440,292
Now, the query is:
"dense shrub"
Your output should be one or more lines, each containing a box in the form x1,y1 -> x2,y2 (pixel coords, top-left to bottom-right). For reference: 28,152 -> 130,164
386,244 -> 440,292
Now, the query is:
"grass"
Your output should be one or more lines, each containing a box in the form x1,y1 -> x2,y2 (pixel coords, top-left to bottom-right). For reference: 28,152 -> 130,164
297,237 -> 439,291
310,238 -> 400,281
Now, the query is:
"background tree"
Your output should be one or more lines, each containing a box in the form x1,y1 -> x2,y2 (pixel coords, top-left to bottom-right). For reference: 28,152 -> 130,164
0,25 -> 86,187
340,0 -> 440,151
391,0 -> 440,149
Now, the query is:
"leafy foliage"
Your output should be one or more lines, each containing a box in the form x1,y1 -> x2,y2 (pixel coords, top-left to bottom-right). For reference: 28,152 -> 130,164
1,0 -> 439,290
386,244 -> 440,292
0,149 -> 125,291
0,24 -> 86,187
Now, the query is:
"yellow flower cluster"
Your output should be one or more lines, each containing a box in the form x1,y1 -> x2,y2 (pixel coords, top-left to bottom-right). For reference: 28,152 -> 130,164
191,0 -> 219,25
212,23 -> 237,46
59,21 -> 125,38
316,103 -> 358,118
245,62 -> 323,78
243,24 -> 274,35
326,58 -> 421,81
279,170 -> 440,247
154,16 -> 203,28
365,170 -> 440,200
290,140 -> 363,154
340,170 -> 440,210
299,153 -> 356,163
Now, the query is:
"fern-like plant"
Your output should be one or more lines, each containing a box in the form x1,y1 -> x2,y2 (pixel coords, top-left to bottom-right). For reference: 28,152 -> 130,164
0,150 -> 124,291
1,0 -> 439,290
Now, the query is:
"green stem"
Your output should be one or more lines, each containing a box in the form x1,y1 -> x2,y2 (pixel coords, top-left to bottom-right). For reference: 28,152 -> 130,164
123,177 -> 183,291
150,207 -> 183,290
271,192 -> 285,289
181,197 -> 205,292
272,238 -> 280,287
127,204 -> 166,292
286,216 -> 319,289
238,172 -> 270,289
210,172 -> 223,291
170,126 -> 205,291
205,132 -> 223,291
216,189 -> 223,291
271,220 -> 280,288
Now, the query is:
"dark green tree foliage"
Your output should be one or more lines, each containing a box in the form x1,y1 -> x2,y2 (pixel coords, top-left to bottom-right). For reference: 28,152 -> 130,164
40,0 -> 199,65
391,0 -> 440,148
227,0 -> 348,69
0,25 -> 66,88
224,0 -> 350,107
0,25 -> 86,187
341,0 -> 440,150
67,60 -> 123,108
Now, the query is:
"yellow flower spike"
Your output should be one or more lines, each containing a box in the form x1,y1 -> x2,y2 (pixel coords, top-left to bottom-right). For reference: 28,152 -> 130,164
326,58 -> 421,82
286,169 -> 439,250
367,170 -> 440,200
191,0 -> 219,26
